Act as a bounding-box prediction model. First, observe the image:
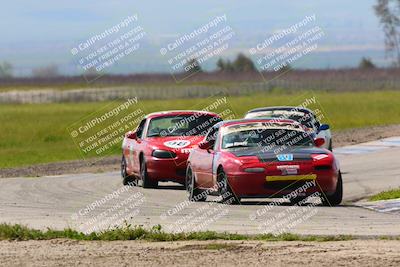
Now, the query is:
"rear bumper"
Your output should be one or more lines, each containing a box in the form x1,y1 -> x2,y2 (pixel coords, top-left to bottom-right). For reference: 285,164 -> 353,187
227,170 -> 338,198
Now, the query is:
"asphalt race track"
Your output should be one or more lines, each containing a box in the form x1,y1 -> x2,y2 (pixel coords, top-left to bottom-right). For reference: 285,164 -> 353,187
1,138 -> 399,236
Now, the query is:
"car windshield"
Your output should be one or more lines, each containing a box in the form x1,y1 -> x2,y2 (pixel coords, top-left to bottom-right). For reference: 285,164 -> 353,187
221,123 -> 314,149
147,114 -> 220,137
248,110 -> 316,129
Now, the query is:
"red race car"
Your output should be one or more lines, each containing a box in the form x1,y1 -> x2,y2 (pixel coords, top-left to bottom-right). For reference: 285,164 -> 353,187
186,118 -> 343,206
121,110 -> 222,188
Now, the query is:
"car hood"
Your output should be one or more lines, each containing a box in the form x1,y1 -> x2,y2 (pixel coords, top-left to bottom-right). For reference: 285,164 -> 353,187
148,135 -> 204,150
229,146 -> 328,162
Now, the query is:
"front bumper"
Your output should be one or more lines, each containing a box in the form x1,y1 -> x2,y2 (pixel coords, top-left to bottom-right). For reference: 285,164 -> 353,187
146,154 -> 188,183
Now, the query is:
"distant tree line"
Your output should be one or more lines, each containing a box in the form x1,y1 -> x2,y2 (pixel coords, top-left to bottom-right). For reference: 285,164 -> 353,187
359,57 -> 376,69
0,62 -> 62,78
375,0 -> 400,67
187,53 -> 378,74
0,62 -> 13,78
216,53 -> 256,72
31,64 -> 59,78
184,53 -> 257,74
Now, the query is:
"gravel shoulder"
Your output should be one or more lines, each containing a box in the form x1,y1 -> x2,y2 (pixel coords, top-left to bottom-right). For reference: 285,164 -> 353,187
1,239 -> 399,267
1,124 -> 400,178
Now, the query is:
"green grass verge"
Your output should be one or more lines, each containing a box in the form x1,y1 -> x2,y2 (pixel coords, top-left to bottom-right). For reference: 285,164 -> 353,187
0,223 -> 353,242
1,90 -> 400,168
369,188 -> 400,201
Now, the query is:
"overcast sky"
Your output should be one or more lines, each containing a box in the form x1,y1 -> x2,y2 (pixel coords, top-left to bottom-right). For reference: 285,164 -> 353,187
0,0 -> 386,76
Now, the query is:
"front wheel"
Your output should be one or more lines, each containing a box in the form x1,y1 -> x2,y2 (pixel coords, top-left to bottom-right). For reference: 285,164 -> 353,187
121,155 -> 136,186
140,156 -> 158,188
321,172 -> 343,206
217,170 -> 240,205
186,166 -> 206,202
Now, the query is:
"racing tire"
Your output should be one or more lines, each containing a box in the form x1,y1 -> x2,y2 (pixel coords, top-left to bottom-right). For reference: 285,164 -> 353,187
140,156 -> 158,188
186,166 -> 207,202
121,155 -> 136,186
217,169 -> 241,205
321,172 -> 343,206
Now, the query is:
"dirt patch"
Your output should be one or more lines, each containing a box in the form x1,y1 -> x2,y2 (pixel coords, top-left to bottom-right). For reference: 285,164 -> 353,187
333,124 -> 400,147
0,239 -> 399,266
1,124 -> 400,178
0,156 -> 120,178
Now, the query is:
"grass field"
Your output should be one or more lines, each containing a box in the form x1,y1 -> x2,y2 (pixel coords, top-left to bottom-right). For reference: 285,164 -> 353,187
0,223 -> 354,241
1,90 -> 400,168
369,188 -> 400,201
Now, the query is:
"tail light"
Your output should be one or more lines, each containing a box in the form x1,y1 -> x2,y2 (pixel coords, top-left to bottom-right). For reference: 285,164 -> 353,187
311,154 -> 333,171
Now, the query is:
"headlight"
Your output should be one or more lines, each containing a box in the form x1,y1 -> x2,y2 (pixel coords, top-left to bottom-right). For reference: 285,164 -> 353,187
244,167 -> 265,173
152,150 -> 176,158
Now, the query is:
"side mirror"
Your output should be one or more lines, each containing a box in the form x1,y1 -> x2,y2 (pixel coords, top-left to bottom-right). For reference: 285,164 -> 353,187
198,141 -> 211,150
314,138 -> 325,147
319,124 -> 330,131
126,131 -> 137,140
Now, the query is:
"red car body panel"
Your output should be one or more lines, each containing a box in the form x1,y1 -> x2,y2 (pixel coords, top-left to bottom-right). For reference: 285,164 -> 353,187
122,111 -> 221,184
188,119 -> 340,198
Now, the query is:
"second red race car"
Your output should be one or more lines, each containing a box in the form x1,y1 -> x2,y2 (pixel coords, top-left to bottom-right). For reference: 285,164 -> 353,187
186,118 -> 343,206
121,110 -> 222,188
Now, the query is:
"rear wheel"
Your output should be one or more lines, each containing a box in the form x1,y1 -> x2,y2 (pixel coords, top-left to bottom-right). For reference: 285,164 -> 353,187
140,156 -> 158,188
217,169 -> 240,204
186,166 -> 206,202
321,172 -> 343,206
121,155 -> 136,186
328,140 -> 333,151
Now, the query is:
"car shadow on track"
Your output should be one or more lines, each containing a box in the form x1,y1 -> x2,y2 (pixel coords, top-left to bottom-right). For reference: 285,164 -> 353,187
155,184 -> 185,190
231,200 -> 355,207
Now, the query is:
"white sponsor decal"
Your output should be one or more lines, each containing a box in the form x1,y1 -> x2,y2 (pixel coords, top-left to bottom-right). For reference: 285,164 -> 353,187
277,165 -> 299,175
313,154 -> 328,160
164,140 -> 191,149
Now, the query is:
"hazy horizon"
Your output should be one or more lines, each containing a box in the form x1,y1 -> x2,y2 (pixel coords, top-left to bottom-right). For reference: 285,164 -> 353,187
0,0 -> 387,76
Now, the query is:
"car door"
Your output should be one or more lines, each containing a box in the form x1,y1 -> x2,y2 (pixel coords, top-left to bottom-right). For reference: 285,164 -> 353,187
195,125 -> 220,188
128,118 -> 147,175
